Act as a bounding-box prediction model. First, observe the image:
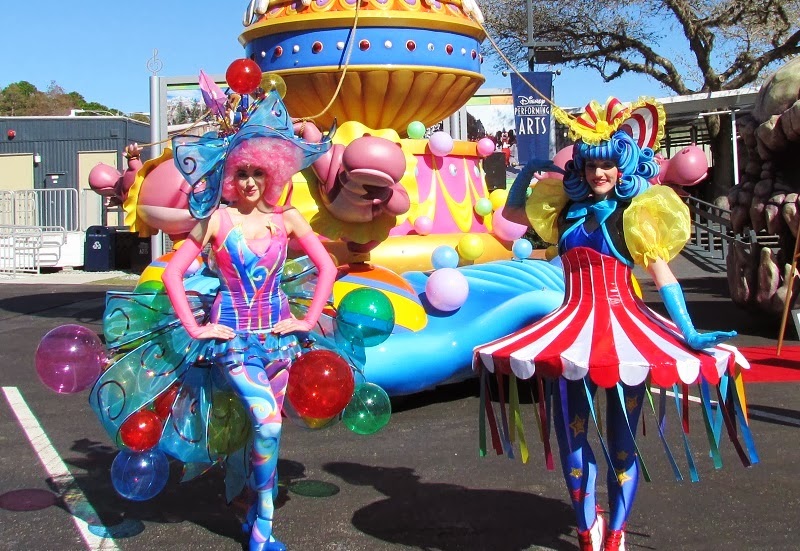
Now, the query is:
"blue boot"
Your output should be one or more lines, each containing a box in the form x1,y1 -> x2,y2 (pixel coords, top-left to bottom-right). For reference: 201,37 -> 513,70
249,515 -> 286,551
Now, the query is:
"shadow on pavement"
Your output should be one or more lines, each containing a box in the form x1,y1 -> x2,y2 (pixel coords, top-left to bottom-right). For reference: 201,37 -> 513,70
324,461 -> 578,551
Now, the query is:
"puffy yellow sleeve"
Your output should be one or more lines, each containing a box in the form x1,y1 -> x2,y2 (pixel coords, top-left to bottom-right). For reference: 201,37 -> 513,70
524,178 -> 569,245
623,185 -> 690,267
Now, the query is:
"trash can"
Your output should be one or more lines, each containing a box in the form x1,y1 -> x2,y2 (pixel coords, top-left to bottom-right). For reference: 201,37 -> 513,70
130,236 -> 152,274
84,226 -> 117,272
484,151 -> 508,191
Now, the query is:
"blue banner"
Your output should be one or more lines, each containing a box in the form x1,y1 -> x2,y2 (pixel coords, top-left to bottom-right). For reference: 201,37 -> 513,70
510,72 -> 553,164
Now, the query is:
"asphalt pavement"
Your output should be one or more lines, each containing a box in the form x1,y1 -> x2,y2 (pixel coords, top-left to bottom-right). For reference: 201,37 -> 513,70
0,260 -> 798,550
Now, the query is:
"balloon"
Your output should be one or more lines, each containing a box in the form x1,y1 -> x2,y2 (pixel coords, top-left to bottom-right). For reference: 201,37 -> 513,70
413,216 -> 433,236
283,258 -> 305,279
153,384 -> 180,420
111,449 -> 170,501
259,72 -> 287,98
457,234 -> 484,261
431,245 -> 459,270
492,207 -> 527,241
207,391 -> 251,455
286,350 -> 355,419
134,280 -> 165,294
35,324 -> 106,394
429,131 -> 454,157
474,198 -> 493,217
477,137 -> 495,157
119,410 -> 163,452
336,288 -> 395,347
282,397 -> 339,431
406,120 -> 426,139
342,383 -> 392,435
512,238 -> 534,260
226,59 -> 262,95
425,268 -> 469,312
545,245 -> 559,261
489,189 -> 508,211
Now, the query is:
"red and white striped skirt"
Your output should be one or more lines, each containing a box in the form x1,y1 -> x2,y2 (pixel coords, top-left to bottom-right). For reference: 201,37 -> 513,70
474,247 -> 746,388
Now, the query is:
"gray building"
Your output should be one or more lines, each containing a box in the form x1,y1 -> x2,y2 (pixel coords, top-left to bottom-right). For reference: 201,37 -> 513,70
0,115 -> 150,272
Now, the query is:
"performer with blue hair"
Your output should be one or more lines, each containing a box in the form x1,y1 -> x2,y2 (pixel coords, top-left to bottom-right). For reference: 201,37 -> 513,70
475,98 -> 757,551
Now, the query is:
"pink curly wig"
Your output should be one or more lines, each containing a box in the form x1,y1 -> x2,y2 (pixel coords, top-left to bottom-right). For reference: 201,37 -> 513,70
221,137 -> 303,204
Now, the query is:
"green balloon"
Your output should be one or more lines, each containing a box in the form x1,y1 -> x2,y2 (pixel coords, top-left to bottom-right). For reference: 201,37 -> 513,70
474,198 -> 493,217
342,383 -> 391,435
207,391 -> 252,455
407,120 -> 426,139
336,288 -> 395,347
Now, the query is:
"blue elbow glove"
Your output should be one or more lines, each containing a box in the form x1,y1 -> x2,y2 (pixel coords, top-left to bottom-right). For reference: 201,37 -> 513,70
659,283 -> 737,350
506,159 -> 543,208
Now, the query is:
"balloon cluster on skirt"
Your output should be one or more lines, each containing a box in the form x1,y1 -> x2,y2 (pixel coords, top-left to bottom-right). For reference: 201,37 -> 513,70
33,285 -> 396,501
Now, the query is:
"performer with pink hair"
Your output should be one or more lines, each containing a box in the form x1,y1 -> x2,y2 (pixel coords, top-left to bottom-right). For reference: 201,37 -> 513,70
474,97 -> 757,551
162,91 -> 337,551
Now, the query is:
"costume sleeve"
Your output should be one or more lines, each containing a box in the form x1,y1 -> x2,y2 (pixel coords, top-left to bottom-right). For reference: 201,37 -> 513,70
524,177 -> 569,244
623,185 -> 690,268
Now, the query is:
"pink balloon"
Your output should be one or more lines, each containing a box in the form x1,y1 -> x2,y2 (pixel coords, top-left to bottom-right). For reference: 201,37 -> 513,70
492,207 -> 527,241
425,268 -> 469,312
413,216 -> 434,235
540,145 -> 574,180
35,324 -> 106,394
429,131 -> 454,157
477,138 -> 495,157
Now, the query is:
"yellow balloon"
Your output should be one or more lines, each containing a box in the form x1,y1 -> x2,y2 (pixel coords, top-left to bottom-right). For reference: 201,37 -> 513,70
458,234 -> 485,261
260,73 -> 287,98
489,189 -> 509,211
545,245 -> 559,261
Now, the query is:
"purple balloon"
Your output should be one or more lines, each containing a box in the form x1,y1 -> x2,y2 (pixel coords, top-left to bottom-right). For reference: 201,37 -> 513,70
428,131 -> 454,157
425,268 -> 469,312
35,324 -> 105,394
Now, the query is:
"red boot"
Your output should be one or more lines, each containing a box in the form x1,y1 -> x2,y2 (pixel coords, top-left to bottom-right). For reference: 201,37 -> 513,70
604,525 -> 626,551
576,515 -> 605,551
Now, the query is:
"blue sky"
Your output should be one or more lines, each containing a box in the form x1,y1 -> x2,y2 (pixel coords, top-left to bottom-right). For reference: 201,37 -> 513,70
2,0 -> 666,116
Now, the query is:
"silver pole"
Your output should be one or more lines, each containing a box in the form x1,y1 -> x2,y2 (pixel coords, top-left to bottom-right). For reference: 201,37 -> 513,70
731,110 -> 739,187
149,75 -> 165,257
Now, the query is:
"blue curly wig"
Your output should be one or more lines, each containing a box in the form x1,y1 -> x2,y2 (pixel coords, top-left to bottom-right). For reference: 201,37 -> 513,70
562,130 -> 658,201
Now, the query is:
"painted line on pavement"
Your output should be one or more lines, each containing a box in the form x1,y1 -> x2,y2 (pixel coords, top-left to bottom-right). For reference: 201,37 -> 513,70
2,386 -> 120,551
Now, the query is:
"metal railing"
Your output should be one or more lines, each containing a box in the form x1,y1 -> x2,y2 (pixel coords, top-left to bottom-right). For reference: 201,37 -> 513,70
684,195 -> 780,262
0,225 -> 43,274
0,189 -> 79,232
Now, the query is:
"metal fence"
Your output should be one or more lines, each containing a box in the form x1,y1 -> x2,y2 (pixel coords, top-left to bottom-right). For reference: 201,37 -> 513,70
685,195 -> 780,262
0,189 -> 79,274
0,189 -> 79,231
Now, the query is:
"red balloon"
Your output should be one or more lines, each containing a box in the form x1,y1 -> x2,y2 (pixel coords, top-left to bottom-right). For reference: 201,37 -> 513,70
286,350 -> 355,419
119,410 -> 163,452
226,59 -> 262,95
153,384 -> 180,420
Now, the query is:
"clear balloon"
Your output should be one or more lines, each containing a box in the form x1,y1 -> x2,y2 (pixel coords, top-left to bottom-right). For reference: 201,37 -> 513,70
431,245 -> 459,270
425,268 -> 469,312
259,72 -> 287,98
286,350 -> 355,419
111,449 -> 170,501
406,120 -> 426,139
492,207 -> 528,241
35,324 -> 106,394
429,131 -> 454,157
474,198 -> 493,217
336,288 -> 395,347
119,410 -> 163,452
226,59 -> 262,95
207,391 -> 251,455
413,216 -> 433,236
457,234 -> 485,261
282,397 -> 339,431
342,383 -> 392,435
512,238 -> 534,260
477,137 -> 495,157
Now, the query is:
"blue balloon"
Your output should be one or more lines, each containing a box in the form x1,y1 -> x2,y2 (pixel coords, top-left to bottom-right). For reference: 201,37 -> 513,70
431,245 -> 459,269
512,238 -> 533,260
111,449 -> 170,501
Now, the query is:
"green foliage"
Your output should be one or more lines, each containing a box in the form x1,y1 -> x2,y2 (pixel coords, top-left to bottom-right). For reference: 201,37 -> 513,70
0,80 -> 145,120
